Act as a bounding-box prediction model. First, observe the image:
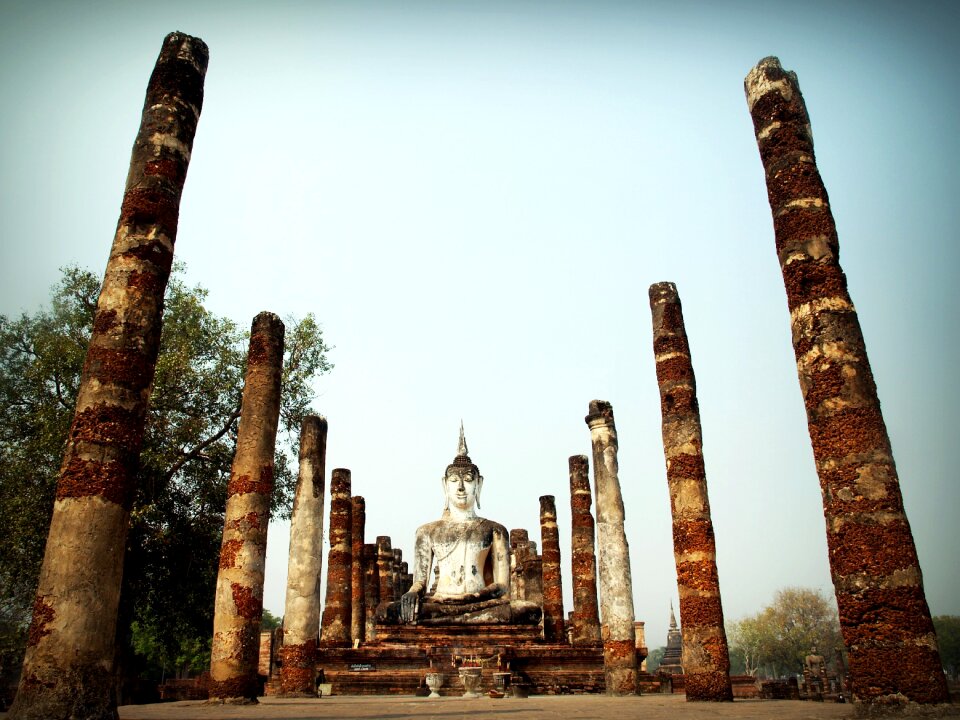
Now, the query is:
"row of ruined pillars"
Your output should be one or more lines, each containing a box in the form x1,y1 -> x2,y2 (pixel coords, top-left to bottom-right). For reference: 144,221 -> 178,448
9,31 -> 952,720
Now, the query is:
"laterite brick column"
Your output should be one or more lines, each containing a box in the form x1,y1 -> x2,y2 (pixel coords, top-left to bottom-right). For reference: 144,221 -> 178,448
745,56 -> 948,706
320,469 -> 353,646
351,496 -> 366,644
393,549 -> 405,601
279,415 -> 327,696
376,536 -> 393,611
209,312 -> 285,701
362,543 -> 380,641
539,495 -> 565,642
10,32 -> 208,720
510,529 -> 529,601
585,400 -> 638,695
649,282 -> 733,701
569,455 -> 602,646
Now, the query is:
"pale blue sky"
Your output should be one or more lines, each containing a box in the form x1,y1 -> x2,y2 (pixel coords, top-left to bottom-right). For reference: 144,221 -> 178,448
2,0 -> 958,650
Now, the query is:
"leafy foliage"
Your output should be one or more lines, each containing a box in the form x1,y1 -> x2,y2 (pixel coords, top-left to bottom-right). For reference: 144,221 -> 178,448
726,587 -> 844,678
0,264 -> 332,684
933,615 -> 959,680
645,646 -> 665,673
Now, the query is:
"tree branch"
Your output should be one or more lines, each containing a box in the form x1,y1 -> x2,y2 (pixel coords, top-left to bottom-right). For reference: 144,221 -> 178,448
162,404 -> 241,484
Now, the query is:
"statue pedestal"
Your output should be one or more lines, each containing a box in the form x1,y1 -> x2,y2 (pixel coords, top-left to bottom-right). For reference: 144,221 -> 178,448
373,623 -> 542,646
313,625 -> 607,696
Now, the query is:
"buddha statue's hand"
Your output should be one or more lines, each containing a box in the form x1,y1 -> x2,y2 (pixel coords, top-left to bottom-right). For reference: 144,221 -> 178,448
433,583 -> 506,605
399,589 -> 420,623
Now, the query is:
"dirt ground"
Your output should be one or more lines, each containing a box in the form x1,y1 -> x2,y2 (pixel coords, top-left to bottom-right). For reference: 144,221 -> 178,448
112,693 -> 958,720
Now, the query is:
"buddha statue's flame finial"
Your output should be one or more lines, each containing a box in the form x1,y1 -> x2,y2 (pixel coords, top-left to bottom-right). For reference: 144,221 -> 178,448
447,421 -> 478,473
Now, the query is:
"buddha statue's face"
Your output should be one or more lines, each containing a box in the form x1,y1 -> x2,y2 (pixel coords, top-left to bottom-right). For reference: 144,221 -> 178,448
443,466 -> 482,512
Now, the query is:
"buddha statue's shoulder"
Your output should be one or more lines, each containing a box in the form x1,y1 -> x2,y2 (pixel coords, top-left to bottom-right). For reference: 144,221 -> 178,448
477,517 -> 507,533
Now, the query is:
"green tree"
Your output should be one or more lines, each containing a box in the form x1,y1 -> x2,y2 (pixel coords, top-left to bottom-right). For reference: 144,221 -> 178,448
933,615 -> 959,680
645,646 -> 665,673
260,609 -> 282,633
727,587 -> 844,678
0,265 -> 332,687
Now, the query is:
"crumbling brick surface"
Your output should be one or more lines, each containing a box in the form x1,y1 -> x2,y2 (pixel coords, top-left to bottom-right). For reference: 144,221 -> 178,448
231,583 -> 261,620
745,56 -> 948,705
279,640 -> 318,696
26,597 -> 55,648
56,457 -> 132,508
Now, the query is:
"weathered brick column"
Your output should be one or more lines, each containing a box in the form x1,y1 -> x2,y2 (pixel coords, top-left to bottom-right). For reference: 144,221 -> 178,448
376,536 -> 393,612
569,455 -> 602,646
209,312 -> 285,701
585,400 -> 638,695
350,496 -> 366,644
392,549 -> 403,601
649,282 -> 733,702
320,469 -> 352,646
522,554 -> 544,607
362,543 -> 380,641
539,495 -> 566,643
9,32 -> 208,720
745,57 -> 949,707
510,529 -> 529,601
279,415 -> 327,696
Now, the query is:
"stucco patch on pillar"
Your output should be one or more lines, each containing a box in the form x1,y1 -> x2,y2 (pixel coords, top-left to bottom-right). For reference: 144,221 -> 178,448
320,469 -> 352,647
745,56 -> 948,707
585,400 -> 638,695
649,282 -> 733,702
539,495 -> 565,643
279,415 -> 327,696
209,312 -> 285,701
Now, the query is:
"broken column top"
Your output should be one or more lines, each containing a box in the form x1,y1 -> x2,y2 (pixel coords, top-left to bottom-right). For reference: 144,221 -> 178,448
744,56 -> 804,114
510,528 -> 529,547
648,281 -> 679,304
585,399 -> 614,425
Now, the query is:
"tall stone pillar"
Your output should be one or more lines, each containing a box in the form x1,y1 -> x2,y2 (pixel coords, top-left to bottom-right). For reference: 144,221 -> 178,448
208,313 -> 284,701
649,282 -> 733,701
509,529 -> 529,601
279,415 -> 327,696
9,33 -> 208,720
350,496 -> 366,645
362,544 -> 380,641
569,455 -> 602,646
585,400 -> 638,695
376,536 -> 393,612
539,495 -> 565,643
392,549 -> 403,601
745,57 -> 949,706
320,469 -> 352,646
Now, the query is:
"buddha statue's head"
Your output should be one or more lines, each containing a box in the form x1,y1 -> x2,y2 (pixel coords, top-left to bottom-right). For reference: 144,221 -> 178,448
443,423 -> 483,512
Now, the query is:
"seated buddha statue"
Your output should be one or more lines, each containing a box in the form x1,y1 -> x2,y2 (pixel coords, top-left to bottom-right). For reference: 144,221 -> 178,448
377,426 -> 542,626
